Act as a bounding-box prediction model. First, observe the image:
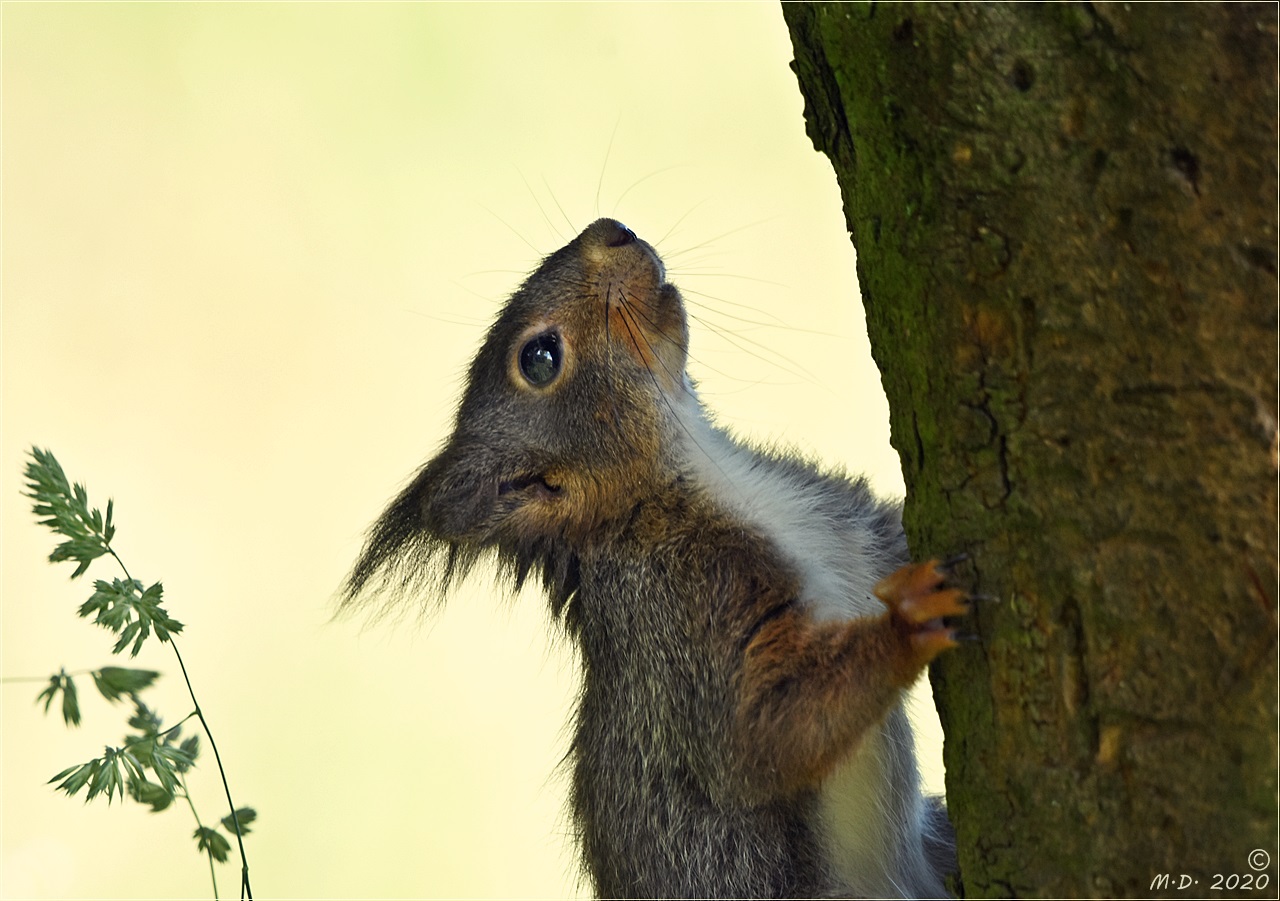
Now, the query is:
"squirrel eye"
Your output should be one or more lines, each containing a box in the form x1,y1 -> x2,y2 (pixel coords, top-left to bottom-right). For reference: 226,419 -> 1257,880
518,331 -> 563,387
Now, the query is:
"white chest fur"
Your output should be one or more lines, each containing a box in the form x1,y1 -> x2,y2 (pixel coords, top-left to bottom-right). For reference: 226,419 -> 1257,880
672,393 -> 943,898
673,395 -> 894,621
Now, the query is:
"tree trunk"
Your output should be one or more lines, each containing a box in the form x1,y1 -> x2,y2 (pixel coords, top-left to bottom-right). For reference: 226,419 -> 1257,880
783,3 -> 1277,896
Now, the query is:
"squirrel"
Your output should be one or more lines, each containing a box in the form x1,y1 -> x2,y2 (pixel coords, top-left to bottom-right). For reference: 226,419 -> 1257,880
342,218 -> 967,898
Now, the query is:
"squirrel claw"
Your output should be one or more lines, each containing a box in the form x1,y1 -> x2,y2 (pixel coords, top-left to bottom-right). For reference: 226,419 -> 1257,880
874,559 -> 973,673
909,626 -> 960,659
874,560 -> 970,623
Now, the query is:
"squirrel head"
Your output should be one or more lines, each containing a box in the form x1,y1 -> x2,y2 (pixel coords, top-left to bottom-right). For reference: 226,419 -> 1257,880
343,218 -> 692,612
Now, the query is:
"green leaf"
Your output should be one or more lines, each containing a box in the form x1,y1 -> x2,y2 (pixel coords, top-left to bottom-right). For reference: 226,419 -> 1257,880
83,747 -> 128,803
130,778 -> 174,812
51,722 -> 185,814
35,670 -> 81,727
60,676 -> 81,727
118,748 -> 148,791
220,806 -> 256,836
148,747 -> 179,796
104,498 -> 115,543
49,760 -> 96,797
178,734 -> 200,768
113,621 -> 141,657
91,666 -> 159,703
80,578 -> 138,628
127,699 -> 164,735
194,825 -> 231,863
24,447 -> 114,579
152,739 -> 197,776
77,578 -> 182,657
36,675 -> 59,714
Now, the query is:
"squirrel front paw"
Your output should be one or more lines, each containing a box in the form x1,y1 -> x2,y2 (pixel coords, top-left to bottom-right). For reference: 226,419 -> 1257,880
873,559 -> 970,675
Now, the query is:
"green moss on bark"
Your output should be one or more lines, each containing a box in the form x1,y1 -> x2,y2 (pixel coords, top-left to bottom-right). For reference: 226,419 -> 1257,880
785,3 -> 1278,895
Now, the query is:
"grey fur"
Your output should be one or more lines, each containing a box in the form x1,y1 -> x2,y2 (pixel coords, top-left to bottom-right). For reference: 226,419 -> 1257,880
341,219 -> 956,898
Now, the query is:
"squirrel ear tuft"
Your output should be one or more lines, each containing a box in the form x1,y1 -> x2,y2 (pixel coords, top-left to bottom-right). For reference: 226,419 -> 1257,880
336,439 -> 496,620
418,440 -> 502,540
337,464 -> 438,615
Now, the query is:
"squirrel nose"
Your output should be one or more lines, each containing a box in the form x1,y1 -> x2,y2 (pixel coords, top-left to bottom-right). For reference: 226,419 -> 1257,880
584,218 -> 637,248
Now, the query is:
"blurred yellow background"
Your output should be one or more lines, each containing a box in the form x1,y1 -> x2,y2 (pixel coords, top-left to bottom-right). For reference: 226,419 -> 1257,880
2,4 -> 939,898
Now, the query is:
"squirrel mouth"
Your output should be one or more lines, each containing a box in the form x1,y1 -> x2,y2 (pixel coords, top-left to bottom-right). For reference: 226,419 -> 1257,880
498,473 -> 563,498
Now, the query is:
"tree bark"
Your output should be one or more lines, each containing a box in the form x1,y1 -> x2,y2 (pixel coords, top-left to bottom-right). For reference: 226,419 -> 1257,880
783,3 -> 1277,896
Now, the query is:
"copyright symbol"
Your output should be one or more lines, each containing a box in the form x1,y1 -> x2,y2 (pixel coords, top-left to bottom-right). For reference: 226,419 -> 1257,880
1248,849 -> 1270,871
